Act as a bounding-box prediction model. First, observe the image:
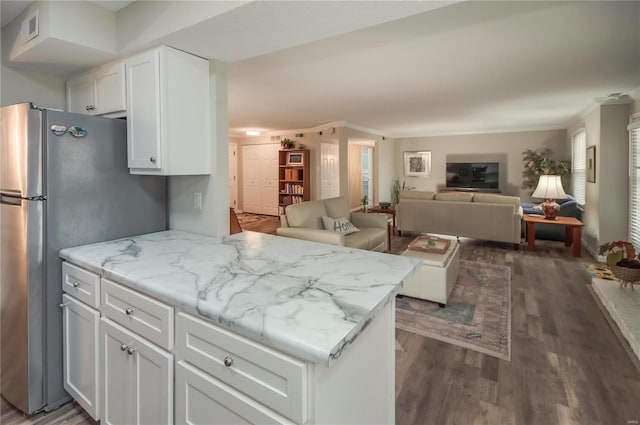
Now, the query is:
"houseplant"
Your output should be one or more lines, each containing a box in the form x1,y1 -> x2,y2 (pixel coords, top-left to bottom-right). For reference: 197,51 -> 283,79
280,138 -> 295,149
521,148 -> 571,195
598,241 -> 640,285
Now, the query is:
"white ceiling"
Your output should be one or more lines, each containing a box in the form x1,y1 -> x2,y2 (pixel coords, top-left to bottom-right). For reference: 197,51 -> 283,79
227,1 -> 640,137
2,1 -> 639,138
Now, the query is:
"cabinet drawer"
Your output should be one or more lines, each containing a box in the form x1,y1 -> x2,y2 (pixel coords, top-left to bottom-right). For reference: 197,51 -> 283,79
176,361 -> 292,425
101,279 -> 173,350
62,262 -> 100,308
176,313 -> 306,424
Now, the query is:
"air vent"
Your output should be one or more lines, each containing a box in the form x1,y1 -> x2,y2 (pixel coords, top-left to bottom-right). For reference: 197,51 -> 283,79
21,10 -> 39,44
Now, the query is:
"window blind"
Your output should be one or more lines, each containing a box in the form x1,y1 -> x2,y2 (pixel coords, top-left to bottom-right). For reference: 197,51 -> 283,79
629,122 -> 640,248
572,130 -> 586,205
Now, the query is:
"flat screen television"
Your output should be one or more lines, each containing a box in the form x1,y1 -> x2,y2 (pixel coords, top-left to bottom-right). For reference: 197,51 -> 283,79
446,162 -> 500,191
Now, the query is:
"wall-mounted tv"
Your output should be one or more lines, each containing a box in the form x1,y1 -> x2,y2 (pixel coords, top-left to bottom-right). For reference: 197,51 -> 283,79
446,162 -> 500,191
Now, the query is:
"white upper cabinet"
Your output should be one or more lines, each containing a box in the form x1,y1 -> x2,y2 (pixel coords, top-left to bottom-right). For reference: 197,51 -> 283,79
66,62 -> 126,117
125,45 -> 210,176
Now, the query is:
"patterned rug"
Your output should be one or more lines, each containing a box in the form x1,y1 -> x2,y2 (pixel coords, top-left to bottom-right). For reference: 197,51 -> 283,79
236,212 -> 275,225
396,260 -> 511,361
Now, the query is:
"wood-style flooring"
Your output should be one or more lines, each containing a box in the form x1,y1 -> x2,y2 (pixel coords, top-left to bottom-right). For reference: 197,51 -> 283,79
4,213 -> 640,425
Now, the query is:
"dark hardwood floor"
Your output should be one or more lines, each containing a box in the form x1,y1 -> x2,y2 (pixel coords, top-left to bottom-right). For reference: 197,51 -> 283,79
4,214 -> 639,424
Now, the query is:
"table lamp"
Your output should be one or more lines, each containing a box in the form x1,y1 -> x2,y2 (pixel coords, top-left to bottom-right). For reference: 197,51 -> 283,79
532,175 -> 567,220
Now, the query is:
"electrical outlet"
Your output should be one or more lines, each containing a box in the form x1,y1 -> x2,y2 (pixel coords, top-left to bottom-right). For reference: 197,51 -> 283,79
193,192 -> 202,210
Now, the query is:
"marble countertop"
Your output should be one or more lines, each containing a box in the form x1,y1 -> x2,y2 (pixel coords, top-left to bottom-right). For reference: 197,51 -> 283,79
60,230 -> 419,366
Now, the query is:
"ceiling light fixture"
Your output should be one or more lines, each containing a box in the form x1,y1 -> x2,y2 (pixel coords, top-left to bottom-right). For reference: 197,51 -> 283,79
246,130 -> 260,136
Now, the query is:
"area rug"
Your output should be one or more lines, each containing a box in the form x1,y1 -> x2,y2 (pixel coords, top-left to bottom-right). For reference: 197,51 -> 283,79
585,263 -> 616,281
396,260 -> 511,361
236,212 -> 274,225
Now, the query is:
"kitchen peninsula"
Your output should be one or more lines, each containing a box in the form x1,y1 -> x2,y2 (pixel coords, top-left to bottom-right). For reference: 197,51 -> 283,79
59,230 -> 419,424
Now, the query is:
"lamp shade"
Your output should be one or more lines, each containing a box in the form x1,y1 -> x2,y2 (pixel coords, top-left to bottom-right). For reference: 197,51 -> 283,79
532,175 -> 567,200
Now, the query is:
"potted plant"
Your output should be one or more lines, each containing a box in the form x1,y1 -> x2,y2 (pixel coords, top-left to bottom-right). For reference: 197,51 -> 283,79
361,195 -> 368,212
280,138 -> 295,149
521,148 -> 571,195
598,241 -> 640,285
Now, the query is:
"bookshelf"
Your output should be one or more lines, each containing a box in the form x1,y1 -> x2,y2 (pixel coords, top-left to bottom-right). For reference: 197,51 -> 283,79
278,149 -> 310,207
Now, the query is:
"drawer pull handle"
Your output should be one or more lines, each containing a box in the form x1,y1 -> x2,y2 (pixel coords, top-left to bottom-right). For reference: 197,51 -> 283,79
150,156 -> 156,163
72,282 -> 80,288
59,303 -> 68,308
125,307 -> 134,316
120,344 -> 129,351
223,356 -> 233,367
127,347 -> 136,355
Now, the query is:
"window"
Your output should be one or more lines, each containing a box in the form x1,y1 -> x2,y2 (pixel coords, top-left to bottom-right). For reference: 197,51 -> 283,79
629,117 -> 640,248
571,129 -> 586,205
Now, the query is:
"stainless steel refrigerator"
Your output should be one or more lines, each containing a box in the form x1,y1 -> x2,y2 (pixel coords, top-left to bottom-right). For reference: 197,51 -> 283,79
0,103 -> 167,414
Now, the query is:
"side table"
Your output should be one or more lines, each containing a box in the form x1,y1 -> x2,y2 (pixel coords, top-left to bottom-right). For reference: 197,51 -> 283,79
523,214 -> 584,257
367,205 -> 396,235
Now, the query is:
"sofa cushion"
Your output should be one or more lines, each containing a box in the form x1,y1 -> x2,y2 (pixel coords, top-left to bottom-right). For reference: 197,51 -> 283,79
323,196 -> 350,219
400,190 -> 434,200
285,199 -> 327,229
435,192 -> 474,202
473,194 -> 520,209
322,216 -> 360,235
344,227 -> 386,250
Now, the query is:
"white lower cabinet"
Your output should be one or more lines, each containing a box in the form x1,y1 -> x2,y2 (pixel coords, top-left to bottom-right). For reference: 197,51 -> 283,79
61,294 -> 100,421
101,318 -> 173,425
176,361 -> 293,425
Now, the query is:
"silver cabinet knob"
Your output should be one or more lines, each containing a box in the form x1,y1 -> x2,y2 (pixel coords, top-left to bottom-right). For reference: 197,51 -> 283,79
59,303 -> 68,308
125,307 -> 134,316
127,347 -> 136,355
150,156 -> 156,163
223,356 -> 233,367
72,282 -> 79,288
120,344 -> 129,351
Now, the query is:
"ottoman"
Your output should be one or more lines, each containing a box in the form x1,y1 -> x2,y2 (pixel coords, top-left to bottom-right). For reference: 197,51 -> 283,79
399,236 -> 460,307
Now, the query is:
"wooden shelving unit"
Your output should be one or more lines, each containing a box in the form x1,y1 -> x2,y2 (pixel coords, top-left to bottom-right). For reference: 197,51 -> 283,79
278,149 -> 310,207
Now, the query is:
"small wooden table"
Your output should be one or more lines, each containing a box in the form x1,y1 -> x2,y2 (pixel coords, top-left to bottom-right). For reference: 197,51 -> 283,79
523,214 -> 584,257
367,205 -> 396,235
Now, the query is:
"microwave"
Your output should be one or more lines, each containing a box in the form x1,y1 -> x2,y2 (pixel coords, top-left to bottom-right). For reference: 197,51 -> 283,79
286,152 -> 304,165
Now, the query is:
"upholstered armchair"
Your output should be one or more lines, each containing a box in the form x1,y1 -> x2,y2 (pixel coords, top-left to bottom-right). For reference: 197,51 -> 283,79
276,197 -> 389,252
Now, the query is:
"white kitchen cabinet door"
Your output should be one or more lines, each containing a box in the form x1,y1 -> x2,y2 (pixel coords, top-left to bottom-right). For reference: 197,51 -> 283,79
130,330 -> 173,425
125,49 -> 162,171
126,45 -> 210,176
62,294 -> 100,421
100,318 -> 173,425
66,73 -> 95,114
101,318 -> 133,425
176,361 -> 292,425
94,62 -> 126,116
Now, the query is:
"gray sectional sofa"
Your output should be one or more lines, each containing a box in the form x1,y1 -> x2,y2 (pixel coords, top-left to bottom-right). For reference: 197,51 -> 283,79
396,190 -> 523,246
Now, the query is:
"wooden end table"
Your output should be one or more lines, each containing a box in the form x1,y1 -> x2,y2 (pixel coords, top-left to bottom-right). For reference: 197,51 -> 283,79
367,205 -> 396,234
523,214 -> 584,257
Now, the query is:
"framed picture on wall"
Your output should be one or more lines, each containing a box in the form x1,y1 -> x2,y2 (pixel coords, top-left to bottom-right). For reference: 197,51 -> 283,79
586,145 -> 596,183
404,151 -> 431,177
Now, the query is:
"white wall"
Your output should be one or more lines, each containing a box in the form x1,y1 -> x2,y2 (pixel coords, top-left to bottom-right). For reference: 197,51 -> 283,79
566,103 -> 632,256
599,104 -> 631,244
394,130 -> 568,201
1,2 -> 65,108
168,59 -> 229,237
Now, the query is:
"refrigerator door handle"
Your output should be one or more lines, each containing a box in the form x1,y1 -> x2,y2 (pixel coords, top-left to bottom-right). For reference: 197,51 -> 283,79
0,194 -> 23,206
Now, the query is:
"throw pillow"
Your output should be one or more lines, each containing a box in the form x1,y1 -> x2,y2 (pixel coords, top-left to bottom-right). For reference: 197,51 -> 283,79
322,216 -> 360,235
